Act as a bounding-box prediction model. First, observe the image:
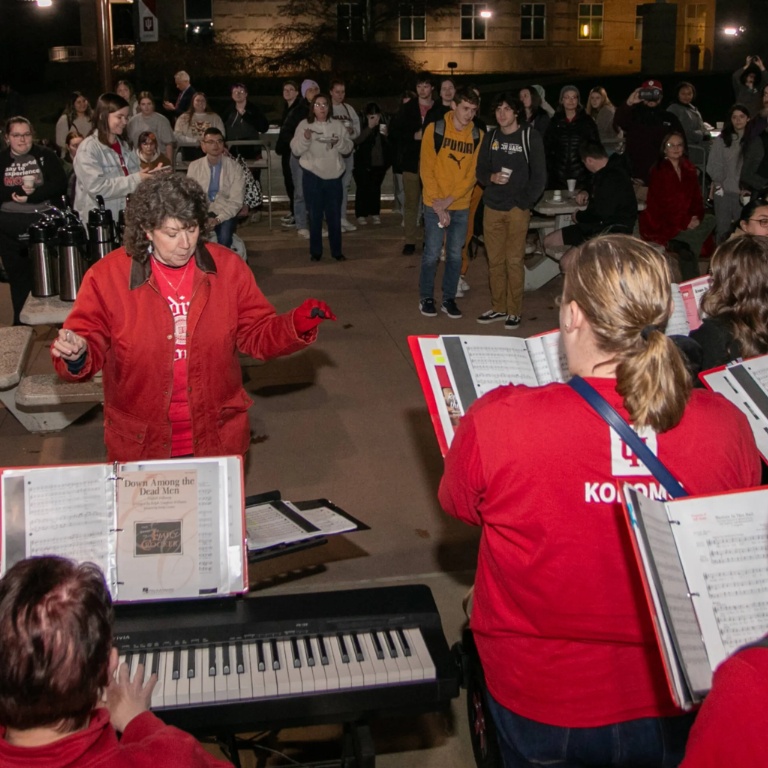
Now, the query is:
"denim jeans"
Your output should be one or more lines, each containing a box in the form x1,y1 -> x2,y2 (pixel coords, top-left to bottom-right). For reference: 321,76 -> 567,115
290,154 -> 307,229
214,217 -> 237,249
302,170 -> 343,259
419,206 -> 468,302
487,692 -> 695,768
340,153 -> 354,222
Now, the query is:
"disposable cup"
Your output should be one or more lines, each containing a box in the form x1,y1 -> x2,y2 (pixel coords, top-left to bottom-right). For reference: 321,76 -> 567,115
566,179 -> 577,192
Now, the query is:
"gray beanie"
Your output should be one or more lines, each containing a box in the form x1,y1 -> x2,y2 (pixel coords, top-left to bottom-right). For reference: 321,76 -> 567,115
559,84 -> 581,104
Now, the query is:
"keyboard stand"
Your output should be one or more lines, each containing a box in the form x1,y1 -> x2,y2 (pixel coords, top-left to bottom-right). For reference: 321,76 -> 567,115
210,720 -> 376,768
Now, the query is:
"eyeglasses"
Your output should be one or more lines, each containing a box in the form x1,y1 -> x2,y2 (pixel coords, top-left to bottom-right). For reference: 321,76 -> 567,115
748,217 -> 768,228
203,139 -> 224,145
665,142 -> 685,149
9,132 -> 32,139
313,103 -> 330,108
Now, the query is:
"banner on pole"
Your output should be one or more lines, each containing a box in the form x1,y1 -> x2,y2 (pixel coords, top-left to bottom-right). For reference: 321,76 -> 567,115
139,0 -> 159,43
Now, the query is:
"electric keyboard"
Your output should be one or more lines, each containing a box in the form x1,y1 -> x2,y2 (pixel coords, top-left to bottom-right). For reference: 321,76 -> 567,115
113,584 -> 460,733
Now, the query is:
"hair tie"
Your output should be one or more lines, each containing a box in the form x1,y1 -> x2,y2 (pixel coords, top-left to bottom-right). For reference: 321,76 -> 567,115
640,324 -> 660,341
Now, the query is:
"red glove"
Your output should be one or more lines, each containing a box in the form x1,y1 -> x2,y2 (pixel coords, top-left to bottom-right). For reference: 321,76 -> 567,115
293,298 -> 337,336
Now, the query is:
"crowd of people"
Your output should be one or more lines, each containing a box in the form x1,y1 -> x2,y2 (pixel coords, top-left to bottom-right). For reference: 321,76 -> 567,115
1,61 -> 768,768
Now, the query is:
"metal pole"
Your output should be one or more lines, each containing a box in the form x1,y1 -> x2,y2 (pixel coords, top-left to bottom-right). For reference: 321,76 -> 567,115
94,0 -> 112,93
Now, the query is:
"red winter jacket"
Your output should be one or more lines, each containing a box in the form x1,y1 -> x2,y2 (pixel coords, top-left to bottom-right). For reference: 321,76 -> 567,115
52,243 -> 314,462
639,157 -> 704,245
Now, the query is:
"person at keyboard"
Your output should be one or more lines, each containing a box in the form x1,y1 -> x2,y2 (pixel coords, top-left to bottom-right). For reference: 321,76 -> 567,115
440,235 -> 761,768
0,555 -> 230,767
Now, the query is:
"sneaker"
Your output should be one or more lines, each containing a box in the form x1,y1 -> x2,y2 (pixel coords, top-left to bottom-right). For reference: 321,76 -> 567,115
340,219 -> 357,232
505,315 -> 522,330
372,215 -> 381,225
458,275 -> 470,292
477,310 -> 507,324
297,228 -> 310,239
310,253 -> 321,261
402,243 -> 416,255
441,299 -> 462,319
525,242 -> 536,255
332,253 -> 346,262
455,286 -> 465,298
419,298 -> 438,317
356,216 -> 368,225
281,214 -> 295,226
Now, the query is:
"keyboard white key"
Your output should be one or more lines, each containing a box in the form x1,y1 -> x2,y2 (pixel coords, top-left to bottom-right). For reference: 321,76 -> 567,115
130,626 -> 437,710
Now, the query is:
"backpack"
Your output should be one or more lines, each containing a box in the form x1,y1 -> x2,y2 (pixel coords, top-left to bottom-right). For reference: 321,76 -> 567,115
433,118 -> 482,154
485,126 -> 532,165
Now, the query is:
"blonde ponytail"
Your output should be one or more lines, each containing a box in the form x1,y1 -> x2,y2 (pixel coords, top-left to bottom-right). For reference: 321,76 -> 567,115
564,235 -> 691,432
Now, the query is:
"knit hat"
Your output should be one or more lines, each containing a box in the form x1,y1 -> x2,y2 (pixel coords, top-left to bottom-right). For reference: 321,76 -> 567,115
559,84 -> 580,103
641,79 -> 663,92
301,79 -> 319,98
532,84 -> 547,101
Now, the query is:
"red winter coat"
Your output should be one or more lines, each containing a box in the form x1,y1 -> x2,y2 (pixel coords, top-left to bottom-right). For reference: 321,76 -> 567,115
639,157 -> 704,245
52,243 -> 314,462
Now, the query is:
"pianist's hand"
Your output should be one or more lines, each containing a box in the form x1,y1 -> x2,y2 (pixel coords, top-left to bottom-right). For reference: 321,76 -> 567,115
106,649 -> 158,733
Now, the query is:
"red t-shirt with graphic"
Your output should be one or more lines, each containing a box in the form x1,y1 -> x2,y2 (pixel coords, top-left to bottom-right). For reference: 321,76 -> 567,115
150,258 -> 196,456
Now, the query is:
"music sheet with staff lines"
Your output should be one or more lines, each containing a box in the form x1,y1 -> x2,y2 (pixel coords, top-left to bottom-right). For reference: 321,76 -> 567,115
624,485 -> 768,705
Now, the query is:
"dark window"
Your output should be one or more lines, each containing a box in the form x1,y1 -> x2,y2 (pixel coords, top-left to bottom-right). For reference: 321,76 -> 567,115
399,2 -> 426,41
338,3 -> 364,42
521,3 -> 546,40
461,3 -> 489,41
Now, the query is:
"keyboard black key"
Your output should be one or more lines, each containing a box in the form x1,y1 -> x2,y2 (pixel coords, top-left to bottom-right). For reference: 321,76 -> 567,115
222,642 -> 231,675
270,639 -> 280,670
172,647 -> 181,680
124,652 -> 133,674
304,637 -> 316,667
317,635 -> 330,665
151,650 -> 161,676
397,628 -> 412,657
235,642 -> 245,674
384,630 -> 398,658
337,634 -> 350,664
138,651 -> 147,669
372,632 -> 385,660
187,648 -> 196,679
291,638 -> 301,668
256,640 -> 266,672
351,633 -> 365,662
208,645 -> 217,676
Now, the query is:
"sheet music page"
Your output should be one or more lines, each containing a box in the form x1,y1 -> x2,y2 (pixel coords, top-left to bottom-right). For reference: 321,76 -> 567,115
627,488 -> 713,697
121,459 -> 241,595
115,468 -> 200,601
678,276 -> 710,332
667,284 -> 691,336
1,466 -> 115,593
458,335 -> 538,393
623,487 -> 694,708
246,500 -> 322,551
295,505 -> 358,534
669,489 -> 768,670
526,329 -> 568,384
701,366 -> 768,462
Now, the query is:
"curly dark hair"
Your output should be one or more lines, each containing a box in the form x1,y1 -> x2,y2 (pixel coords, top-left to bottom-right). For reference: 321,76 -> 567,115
700,235 -> 768,359
123,174 -> 210,263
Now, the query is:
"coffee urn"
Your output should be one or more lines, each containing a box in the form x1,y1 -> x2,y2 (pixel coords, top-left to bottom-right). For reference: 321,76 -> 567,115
28,217 -> 59,297
87,195 -> 116,263
58,217 -> 87,302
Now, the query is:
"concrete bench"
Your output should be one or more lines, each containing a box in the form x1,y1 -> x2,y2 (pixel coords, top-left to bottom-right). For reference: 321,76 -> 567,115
10,373 -> 103,433
0,326 -> 34,391
528,216 -> 557,230
543,245 -> 569,263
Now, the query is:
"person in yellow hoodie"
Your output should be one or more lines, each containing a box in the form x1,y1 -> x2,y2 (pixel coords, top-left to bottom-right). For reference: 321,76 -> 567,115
418,88 -> 483,319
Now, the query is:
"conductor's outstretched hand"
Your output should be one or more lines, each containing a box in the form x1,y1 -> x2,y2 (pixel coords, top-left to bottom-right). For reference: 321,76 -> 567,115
293,298 -> 337,336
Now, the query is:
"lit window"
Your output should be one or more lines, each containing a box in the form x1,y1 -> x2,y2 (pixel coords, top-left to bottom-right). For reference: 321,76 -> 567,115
578,4 -> 603,40
337,3 -> 364,42
461,3 -> 489,41
399,2 -> 426,41
521,4 -> 546,41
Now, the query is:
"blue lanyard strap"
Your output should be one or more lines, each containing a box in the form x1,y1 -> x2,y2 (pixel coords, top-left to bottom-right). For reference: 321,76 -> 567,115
568,375 -> 688,499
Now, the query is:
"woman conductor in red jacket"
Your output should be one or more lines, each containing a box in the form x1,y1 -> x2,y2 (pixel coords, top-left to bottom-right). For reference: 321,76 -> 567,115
51,173 -> 335,462
639,130 -> 716,280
